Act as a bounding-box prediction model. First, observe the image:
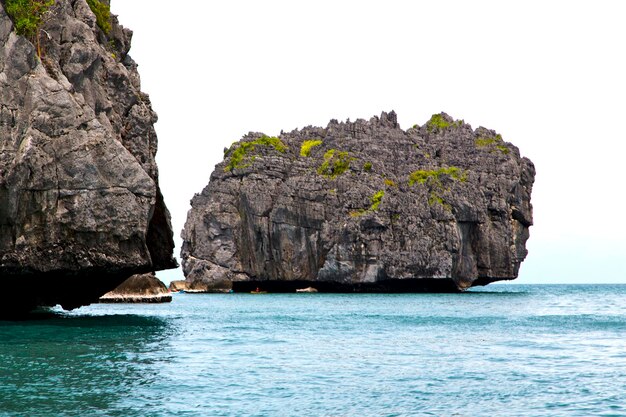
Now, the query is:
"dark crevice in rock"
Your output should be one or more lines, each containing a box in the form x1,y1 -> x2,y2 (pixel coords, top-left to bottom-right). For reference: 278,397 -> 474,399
146,185 -> 177,270
0,267 -> 145,316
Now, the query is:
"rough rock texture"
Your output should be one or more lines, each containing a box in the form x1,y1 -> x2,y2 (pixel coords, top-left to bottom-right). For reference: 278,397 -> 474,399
99,273 -> 171,303
0,0 -> 176,313
181,111 -> 534,292
168,279 -> 221,293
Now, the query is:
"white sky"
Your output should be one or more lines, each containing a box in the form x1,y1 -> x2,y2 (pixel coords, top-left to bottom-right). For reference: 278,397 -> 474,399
111,0 -> 626,284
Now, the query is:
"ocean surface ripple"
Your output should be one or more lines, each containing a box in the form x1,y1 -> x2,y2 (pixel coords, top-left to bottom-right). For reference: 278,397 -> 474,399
1,284 -> 625,416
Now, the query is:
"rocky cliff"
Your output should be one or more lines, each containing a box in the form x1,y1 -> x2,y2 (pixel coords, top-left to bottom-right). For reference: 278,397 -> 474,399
181,111 -> 534,292
0,0 -> 176,313
99,273 -> 171,303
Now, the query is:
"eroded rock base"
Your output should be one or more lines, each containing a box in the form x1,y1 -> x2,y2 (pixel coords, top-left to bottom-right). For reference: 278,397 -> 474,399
98,273 -> 172,304
0,269 -> 135,317
234,279 -> 462,293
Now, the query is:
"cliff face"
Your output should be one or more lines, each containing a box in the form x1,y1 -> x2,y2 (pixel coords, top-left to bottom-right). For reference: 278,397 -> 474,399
181,111 -> 534,292
0,0 -> 176,313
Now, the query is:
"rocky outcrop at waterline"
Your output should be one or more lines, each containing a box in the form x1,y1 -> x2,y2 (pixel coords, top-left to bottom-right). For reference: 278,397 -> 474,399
0,0 -> 176,314
181,111 -> 534,292
99,273 -> 171,303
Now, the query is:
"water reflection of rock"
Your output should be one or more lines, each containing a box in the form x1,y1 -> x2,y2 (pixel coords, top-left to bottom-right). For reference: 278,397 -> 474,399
0,313 -> 172,416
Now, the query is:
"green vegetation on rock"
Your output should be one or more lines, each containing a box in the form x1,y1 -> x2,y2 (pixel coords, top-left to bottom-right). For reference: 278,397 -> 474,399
318,149 -> 351,178
426,114 -> 451,132
408,166 -> 465,211
428,191 -> 451,210
350,189 -> 385,217
349,209 -> 365,218
370,190 -> 384,211
225,135 -> 288,172
300,139 -> 322,157
475,134 -> 510,154
363,162 -> 372,172
408,166 -> 463,186
5,0 -> 55,57
425,113 -> 464,132
86,0 -> 111,34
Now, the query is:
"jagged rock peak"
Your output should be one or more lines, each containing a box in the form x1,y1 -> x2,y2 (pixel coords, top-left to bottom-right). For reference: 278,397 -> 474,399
181,111 -> 535,293
0,0 -> 176,314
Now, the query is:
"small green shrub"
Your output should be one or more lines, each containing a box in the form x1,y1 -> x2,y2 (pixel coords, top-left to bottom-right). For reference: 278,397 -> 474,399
370,190 -> 384,211
428,191 -> 451,210
318,149 -> 351,178
408,167 -> 464,211
349,209 -> 366,218
425,113 -> 464,133
409,170 -> 433,185
408,166 -> 462,186
384,179 -> 397,187
363,162 -> 372,172
5,0 -> 55,56
426,114 -> 451,132
225,135 -> 288,171
300,139 -> 323,157
475,134 -> 510,154
496,145 -> 510,154
349,189 -> 385,217
86,0 -> 111,34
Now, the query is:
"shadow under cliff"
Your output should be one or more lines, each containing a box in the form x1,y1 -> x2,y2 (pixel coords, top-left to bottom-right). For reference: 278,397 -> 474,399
232,278 -> 462,293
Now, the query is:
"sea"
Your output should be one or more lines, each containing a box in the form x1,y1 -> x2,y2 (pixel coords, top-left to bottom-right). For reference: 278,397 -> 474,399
1,284 -> 625,417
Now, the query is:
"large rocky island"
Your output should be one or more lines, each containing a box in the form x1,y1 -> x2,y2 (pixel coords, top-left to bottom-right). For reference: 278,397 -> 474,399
0,0 -> 176,314
181,111 -> 534,292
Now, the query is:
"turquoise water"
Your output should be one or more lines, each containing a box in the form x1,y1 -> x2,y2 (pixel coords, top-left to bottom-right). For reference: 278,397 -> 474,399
1,285 -> 625,416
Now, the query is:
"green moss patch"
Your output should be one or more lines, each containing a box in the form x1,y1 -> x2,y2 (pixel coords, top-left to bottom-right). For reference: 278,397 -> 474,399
318,149 -> 351,178
225,135 -> 288,171
425,113 -> 464,133
300,139 -> 323,157
350,190 -> 385,217
408,166 -> 463,186
349,209 -> 366,218
475,134 -> 510,154
428,191 -> 452,210
370,190 -> 384,211
426,114 -> 451,132
408,166 -> 466,210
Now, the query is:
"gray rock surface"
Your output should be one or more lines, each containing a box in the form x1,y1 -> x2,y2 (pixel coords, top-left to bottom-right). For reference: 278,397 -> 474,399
99,273 -> 171,303
181,111 -> 534,292
0,0 -> 176,313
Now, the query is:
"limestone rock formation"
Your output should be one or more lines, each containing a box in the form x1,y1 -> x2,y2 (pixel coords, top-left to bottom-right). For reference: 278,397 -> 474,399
99,273 -> 171,303
0,0 -> 176,313
168,279 -> 221,293
181,111 -> 534,292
